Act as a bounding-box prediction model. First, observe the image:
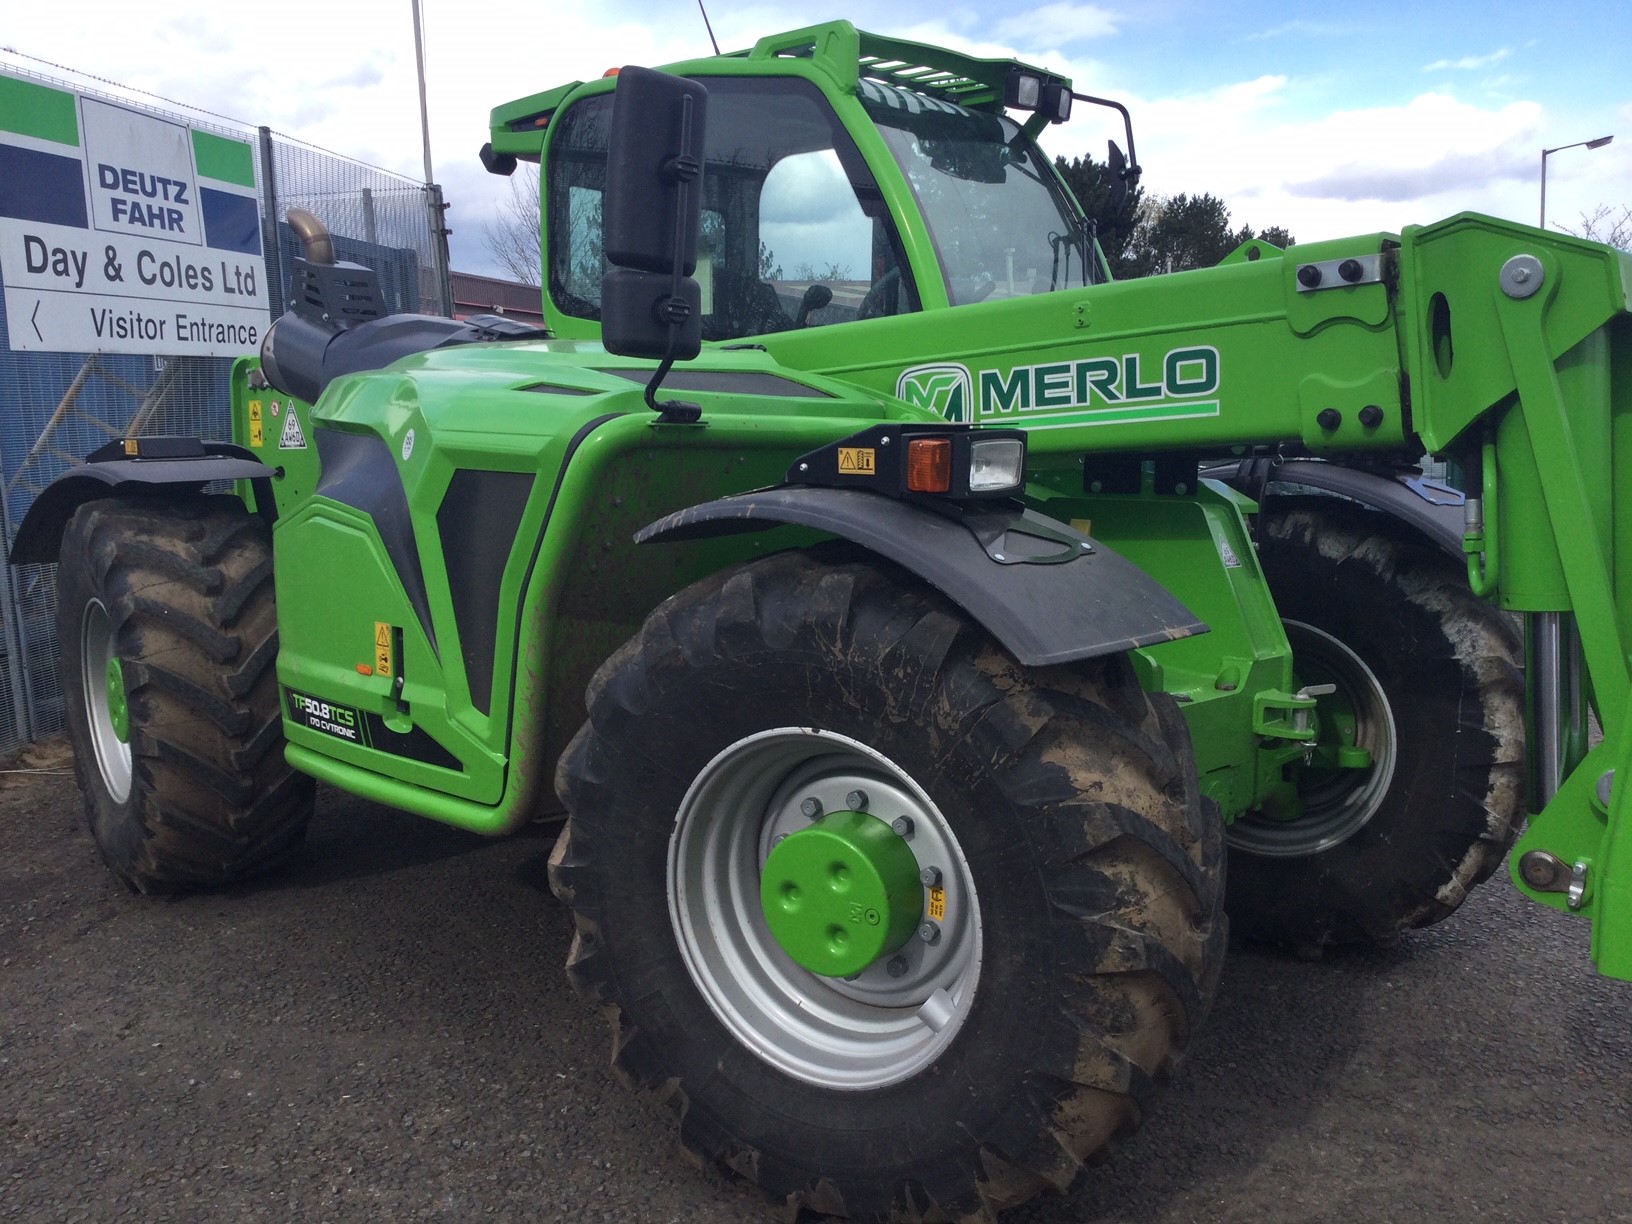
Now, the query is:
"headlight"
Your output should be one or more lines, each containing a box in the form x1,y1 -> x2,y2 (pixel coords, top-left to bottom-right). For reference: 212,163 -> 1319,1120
968,438 -> 1025,492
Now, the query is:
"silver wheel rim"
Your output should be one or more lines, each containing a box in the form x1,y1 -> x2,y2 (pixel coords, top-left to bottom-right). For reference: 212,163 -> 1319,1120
80,597 -> 133,804
669,728 -> 983,1090
1229,618 -> 1398,857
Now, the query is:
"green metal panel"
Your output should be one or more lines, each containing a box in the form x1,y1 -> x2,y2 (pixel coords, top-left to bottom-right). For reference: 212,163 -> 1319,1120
191,129 -> 255,187
0,71 -> 79,145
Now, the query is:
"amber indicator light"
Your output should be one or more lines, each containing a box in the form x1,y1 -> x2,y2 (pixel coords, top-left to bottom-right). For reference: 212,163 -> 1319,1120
906,438 -> 952,493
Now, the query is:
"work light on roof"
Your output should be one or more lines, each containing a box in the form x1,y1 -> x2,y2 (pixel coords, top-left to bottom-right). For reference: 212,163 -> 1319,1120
1004,71 -> 1043,111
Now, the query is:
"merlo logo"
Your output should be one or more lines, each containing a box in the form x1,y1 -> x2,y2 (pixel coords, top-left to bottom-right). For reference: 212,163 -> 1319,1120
896,363 -> 974,422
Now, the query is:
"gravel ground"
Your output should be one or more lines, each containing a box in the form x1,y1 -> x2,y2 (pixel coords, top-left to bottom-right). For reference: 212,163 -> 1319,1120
2,739 -> 1628,1223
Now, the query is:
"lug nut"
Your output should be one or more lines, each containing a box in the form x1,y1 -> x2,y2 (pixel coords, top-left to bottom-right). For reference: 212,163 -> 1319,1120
919,921 -> 941,945
799,797 -> 823,820
886,956 -> 909,978
845,789 -> 869,812
919,865 -> 942,888
891,815 -> 915,838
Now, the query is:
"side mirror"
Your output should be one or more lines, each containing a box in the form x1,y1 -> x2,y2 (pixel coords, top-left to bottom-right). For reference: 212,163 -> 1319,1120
1108,141 -> 1128,214
600,66 -> 709,371
795,283 -> 833,327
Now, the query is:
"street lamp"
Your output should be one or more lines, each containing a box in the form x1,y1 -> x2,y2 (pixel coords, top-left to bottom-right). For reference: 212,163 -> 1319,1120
1540,135 -> 1614,229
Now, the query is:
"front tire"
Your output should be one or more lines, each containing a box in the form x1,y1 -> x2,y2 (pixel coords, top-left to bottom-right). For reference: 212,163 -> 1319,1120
58,496 -> 314,893
1226,498 -> 1525,950
552,549 -> 1224,1221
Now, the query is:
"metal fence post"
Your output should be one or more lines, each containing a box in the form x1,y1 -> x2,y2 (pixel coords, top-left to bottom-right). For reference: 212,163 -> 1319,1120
427,183 -> 454,317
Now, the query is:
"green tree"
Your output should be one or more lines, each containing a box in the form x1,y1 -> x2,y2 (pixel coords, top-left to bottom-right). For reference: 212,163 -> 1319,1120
1053,153 -> 1143,273
1119,193 -> 1295,278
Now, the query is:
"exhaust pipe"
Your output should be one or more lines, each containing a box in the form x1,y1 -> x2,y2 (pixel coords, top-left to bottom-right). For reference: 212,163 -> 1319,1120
285,207 -> 335,266
260,208 -> 537,406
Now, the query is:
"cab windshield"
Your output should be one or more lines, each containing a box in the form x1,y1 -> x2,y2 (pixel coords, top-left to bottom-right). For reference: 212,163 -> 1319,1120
859,80 -> 1102,305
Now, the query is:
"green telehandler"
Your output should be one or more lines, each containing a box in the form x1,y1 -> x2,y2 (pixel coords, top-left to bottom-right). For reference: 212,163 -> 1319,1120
11,20 -> 1629,1222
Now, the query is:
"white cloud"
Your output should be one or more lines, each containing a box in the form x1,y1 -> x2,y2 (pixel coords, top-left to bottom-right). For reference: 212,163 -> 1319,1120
1244,20 -> 1368,42
995,4 -> 1119,46
1424,48 -> 1512,72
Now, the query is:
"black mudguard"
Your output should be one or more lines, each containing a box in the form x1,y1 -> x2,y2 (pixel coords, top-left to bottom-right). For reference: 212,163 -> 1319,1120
1205,457 -> 1466,558
636,487 -> 1207,667
10,444 -> 277,565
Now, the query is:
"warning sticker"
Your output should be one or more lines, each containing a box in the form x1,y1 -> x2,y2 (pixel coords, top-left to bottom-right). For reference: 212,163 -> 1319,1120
373,622 -> 394,678
837,447 -> 875,475
248,399 -> 263,448
279,406 -> 307,450
927,886 -> 946,921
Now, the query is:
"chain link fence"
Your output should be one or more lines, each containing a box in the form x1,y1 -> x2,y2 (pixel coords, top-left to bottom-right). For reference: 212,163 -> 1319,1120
0,67 -> 453,753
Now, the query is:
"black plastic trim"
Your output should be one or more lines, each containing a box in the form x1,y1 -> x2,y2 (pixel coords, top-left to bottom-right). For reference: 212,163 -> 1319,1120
362,712 -> 462,771
313,429 -> 438,656
437,470 -> 536,716
637,488 -> 1206,666
596,368 -> 834,398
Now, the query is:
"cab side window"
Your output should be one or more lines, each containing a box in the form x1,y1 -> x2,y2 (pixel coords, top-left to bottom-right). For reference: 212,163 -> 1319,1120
546,78 -> 917,339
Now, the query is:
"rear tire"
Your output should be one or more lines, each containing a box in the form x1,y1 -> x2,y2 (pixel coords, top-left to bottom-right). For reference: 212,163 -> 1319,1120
57,496 -> 314,893
1227,498 -> 1525,950
552,549 -> 1224,1221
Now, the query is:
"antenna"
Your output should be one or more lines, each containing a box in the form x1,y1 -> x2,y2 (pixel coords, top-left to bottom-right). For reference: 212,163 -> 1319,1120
697,0 -> 721,55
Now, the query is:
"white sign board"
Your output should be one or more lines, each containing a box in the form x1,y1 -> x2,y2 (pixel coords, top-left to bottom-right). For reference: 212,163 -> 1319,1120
0,72 -> 270,357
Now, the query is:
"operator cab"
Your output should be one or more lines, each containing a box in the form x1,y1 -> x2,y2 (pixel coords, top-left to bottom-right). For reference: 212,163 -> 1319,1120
540,66 -> 1108,342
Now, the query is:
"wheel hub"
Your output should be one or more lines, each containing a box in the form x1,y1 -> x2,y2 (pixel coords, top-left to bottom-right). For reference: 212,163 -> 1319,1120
760,810 -> 922,977
80,597 -> 133,804
104,656 -> 130,743
1229,618 -> 1397,857
669,729 -> 983,1089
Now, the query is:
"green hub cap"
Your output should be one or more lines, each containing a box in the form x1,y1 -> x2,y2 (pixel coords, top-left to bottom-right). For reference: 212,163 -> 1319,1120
761,810 -> 923,976
104,656 -> 130,743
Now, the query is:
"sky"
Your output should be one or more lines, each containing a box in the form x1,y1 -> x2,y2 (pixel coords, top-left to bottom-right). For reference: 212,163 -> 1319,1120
3,1 -> 1629,280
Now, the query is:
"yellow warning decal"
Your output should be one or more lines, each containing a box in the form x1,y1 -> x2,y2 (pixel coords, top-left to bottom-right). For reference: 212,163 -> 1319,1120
248,400 -> 264,448
837,447 -> 876,475
374,622 -> 394,678
123,438 -> 138,456
927,886 -> 946,921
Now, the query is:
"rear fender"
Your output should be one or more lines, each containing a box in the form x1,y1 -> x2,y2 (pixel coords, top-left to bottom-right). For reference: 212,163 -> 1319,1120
1206,457 -> 1466,558
636,487 -> 1207,667
9,439 -> 278,565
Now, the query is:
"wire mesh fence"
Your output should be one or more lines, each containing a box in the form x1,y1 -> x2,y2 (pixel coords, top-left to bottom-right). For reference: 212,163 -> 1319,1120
0,67 -> 452,752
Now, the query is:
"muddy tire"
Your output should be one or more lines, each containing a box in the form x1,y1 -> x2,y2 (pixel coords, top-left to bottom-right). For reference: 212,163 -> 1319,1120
57,496 -> 313,893
1227,497 -> 1525,950
551,548 -> 1225,1221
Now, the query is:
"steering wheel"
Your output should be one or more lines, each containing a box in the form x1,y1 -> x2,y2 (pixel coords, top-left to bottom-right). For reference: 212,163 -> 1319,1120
856,268 -> 902,321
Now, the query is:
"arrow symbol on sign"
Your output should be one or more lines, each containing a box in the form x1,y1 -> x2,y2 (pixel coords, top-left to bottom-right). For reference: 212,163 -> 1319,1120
30,300 -> 43,343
